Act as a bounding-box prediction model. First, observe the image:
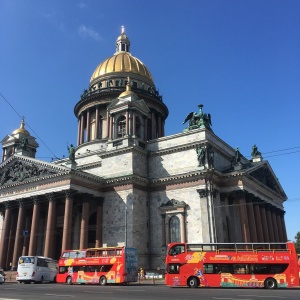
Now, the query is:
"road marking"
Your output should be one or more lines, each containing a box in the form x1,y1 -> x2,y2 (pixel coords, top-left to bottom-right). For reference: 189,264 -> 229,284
118,289 -> 144,292
238,296 -> 286,299
84,291 -> 113,294
44,294 -> 75,298
212,298 -> 239,300
212,298 -> 252,300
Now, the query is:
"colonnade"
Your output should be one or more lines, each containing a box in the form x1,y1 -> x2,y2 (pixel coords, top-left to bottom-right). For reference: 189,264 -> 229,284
221,191 -> 287,243
77,106 -> 165,146
0,191 -> 103,270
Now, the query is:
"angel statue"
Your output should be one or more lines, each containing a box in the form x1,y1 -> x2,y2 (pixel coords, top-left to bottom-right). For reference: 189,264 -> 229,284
183,104 -> 212,131
67,144 -> 75,162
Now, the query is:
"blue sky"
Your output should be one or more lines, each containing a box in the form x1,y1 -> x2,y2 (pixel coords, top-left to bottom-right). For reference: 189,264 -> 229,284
0,0 -> 299,241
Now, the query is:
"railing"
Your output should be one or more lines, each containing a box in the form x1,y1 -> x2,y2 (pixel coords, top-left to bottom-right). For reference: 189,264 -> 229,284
79,86 -> 163,102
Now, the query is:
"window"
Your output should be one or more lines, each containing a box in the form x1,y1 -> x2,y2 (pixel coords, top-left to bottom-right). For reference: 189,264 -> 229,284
135,117 -> 141,138
59,266 -> 67,274
204,264 -> 232,274
117,116 -> 126,138
169,245 -> 185,256
19,257 -> 34,264
170,216 -> 181,243
168,264 -> 181,274
98,115 -> 103,139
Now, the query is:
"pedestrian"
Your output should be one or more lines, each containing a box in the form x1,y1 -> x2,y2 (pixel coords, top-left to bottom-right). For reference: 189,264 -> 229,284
139,268 -> 144,284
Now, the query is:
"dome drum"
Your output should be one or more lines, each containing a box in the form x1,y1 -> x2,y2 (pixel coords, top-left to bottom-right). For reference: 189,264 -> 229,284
90,73 -> 156,93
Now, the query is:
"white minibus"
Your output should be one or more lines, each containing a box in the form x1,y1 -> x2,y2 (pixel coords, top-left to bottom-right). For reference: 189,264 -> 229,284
16,256 -> 58,283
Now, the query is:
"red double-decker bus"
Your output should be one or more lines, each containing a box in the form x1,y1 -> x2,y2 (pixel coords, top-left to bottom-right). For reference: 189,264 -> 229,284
56,246 -> 138,285
165,242 -> 299,289
297,254 -> 300,282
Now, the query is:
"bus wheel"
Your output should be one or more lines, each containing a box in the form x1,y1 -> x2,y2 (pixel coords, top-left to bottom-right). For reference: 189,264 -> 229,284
99,276 -> 107,286
188,277 -> 199,288
66,276 -> 73,285
264,278 -> 277,289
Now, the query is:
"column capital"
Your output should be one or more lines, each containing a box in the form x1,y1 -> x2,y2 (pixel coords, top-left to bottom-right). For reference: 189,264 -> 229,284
231,190 -> 246,199
65,189 -> 75,198
4,201 -> 12,209
47,193 -> 56,202
30,196 -> 41,205
219,192 -> 227,202
212,189 -> 219,198
197,188 -> 208,198
17,200 -> 25,207
79,193 -> 90,203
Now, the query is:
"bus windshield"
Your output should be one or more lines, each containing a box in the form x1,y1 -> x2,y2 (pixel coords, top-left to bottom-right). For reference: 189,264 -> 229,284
18,256 -> 35,264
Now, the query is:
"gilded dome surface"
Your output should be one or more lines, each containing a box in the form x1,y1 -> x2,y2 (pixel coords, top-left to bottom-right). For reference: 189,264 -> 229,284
12,118 -> 30,135
90,52 -> 154,83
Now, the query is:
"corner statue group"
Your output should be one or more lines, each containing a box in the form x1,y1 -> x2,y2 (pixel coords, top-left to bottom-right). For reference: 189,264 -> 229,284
183,104 -> 213,131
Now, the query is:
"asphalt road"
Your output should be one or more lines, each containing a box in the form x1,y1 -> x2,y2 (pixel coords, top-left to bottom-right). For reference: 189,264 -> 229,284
0,282 -> 300,300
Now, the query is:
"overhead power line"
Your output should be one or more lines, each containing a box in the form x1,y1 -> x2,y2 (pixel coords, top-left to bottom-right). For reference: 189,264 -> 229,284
1,91 -> 300,163
0,92 -> 59,159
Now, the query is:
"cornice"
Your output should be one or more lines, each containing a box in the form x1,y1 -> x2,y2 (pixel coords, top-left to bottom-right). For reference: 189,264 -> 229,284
100,145 -> 147,158
148,141 -> 207,157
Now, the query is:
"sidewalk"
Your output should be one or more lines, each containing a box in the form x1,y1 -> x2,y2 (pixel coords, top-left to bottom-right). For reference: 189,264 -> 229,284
3,271 -> 17,283
2,272 -> 165,285
138,278 -> 165,285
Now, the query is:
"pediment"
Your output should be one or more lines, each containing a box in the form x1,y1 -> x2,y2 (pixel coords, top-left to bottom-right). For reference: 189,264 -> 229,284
108,96 -> 150,115
248,162 -> 285,197
1,134 -> 13,144
160,199 -> 187,208
0,155 -> 71,187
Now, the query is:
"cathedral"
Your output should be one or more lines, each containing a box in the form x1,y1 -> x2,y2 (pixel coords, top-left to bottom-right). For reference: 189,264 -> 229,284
0,28 -> 287,272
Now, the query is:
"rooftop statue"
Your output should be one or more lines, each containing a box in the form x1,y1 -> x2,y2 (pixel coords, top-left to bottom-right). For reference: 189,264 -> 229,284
19,137 -> 28,150
234,147 -> 241,163
251,144 -> 261,157
183,104 -> 212,131
67,144 -> 75,162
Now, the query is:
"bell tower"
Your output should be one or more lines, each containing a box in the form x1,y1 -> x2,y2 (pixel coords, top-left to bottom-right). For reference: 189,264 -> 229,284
1,118 -> 39,162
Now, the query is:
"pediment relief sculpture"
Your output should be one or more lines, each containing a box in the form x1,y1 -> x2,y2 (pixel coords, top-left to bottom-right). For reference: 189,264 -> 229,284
249,166 -> 281,194
0,160 -> 57,186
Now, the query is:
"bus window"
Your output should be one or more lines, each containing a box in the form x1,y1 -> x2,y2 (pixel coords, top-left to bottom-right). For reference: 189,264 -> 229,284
61,250 -> 86,259
233,264 -> 247,274
19,256 -> 35,264
168,264 -> 180,274
59,266 -> 67,274
107,250 -> 115,256
204,263 -> 232,274
204,264 -> 214,274
61,252 -> 70,258
169,245 -> 185,256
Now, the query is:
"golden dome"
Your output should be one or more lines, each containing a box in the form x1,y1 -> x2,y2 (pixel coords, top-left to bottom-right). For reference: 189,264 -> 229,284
12,118 -> 30,135
90,27 -> 154,83
90,52 -> 154,83
119,80 -> 138,98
